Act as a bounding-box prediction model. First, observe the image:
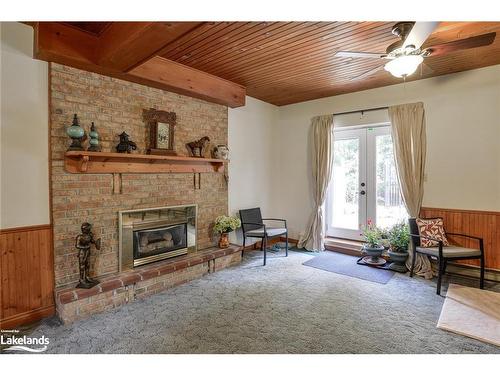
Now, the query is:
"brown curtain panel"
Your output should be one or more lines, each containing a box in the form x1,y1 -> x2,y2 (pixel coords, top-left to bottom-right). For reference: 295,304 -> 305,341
388,102 -> 433,279
298,114 -> 334,251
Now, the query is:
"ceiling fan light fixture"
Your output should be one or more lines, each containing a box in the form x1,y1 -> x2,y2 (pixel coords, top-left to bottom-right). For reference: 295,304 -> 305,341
384,55 -> 424,78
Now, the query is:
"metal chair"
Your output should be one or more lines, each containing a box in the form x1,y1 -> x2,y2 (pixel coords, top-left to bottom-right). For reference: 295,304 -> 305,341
239,208 -> 288,265
408,218 -> 485,295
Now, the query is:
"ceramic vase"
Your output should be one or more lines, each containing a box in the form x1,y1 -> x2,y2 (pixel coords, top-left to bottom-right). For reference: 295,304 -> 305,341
87,122 -> 101,152
66,114 -> 85,151
218,232 -> 230,248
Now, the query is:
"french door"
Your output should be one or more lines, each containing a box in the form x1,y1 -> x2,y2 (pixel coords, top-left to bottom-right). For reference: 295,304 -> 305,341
325,125 -> 407,240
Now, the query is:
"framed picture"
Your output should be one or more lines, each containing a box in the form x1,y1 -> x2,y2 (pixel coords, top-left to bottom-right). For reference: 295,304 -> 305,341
143,108 -> 177,155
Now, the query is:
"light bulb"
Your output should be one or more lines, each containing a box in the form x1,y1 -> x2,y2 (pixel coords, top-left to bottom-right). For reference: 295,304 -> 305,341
384,55 -> 424,78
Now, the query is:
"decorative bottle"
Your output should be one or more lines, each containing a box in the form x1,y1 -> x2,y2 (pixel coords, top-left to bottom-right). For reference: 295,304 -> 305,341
87,122 -> 101,152
66,114 -> 85,151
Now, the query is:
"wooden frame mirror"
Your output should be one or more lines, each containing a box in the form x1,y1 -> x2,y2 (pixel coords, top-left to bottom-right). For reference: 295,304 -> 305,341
143,108 -> 177,155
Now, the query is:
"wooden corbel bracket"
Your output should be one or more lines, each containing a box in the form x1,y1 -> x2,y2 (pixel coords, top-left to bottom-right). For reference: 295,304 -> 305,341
80,155 -> 90,172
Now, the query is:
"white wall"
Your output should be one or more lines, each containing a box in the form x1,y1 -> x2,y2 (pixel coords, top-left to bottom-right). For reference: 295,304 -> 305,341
0,22 -> 50,229
228,96 -> 279,244
272,65 -> 500,239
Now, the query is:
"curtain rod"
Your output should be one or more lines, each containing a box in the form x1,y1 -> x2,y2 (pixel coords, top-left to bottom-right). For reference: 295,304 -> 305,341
333,106 -> 389,117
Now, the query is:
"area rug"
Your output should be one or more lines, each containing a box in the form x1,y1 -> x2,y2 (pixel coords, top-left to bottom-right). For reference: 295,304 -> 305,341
437,283 -> 500,347
302,251 -> 394,284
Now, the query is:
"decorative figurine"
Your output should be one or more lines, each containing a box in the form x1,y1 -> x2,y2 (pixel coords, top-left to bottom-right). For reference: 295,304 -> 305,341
75,222 -> 101,289
116,132 -> 137,153
213,144 -> 229,160
186,136 -> 210,158
66,114 -> 86,151
87,122 -> 101,152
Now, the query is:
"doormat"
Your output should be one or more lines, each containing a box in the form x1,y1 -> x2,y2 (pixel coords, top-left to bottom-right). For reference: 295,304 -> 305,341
303,251 -> 394,284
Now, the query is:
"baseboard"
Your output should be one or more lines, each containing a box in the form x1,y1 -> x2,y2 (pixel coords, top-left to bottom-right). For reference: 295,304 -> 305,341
279,236 -> 298,245
447,263 -> 500,282
241,236 -> 298,251
245,236 -> 361,256
0,305 -> 55,329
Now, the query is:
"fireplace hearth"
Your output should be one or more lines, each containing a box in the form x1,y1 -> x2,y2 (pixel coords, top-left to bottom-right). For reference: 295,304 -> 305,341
119,205 -> 196,271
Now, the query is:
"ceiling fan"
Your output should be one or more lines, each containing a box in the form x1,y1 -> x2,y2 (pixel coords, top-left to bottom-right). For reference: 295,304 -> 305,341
335,22 -> 497,80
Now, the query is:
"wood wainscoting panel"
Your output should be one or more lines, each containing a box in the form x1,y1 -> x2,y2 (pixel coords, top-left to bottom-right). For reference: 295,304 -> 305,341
0,224 -> 55,328
420,207 -> 500,271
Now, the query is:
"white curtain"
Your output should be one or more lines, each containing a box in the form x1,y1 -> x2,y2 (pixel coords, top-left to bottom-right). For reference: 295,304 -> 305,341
388,102 -> 433,279
298,114 -> 334,251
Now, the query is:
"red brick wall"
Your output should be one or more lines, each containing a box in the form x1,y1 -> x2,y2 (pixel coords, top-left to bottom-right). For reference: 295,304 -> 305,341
50,63 -> 228,288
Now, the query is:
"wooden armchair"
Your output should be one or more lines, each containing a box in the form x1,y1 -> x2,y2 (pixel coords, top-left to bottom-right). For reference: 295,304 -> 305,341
408,218 -> 485,295
239,208 -> 288,266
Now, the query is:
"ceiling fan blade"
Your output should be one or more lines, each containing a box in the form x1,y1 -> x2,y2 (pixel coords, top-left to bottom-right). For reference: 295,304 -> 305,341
335,51 -> 387,59
420,62 -> 434,77
403,22 -> 440,49
351,63 -> 385,80
424,32 -> 496,57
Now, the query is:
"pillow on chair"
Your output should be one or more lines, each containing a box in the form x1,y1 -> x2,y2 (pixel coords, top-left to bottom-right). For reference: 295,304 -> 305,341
416,217 -> 450,247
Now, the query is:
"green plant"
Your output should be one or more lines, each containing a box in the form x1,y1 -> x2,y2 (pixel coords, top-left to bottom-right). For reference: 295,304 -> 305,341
362,220 -> 382,248
378,227 -> 390,239
213,215 -> 241,234
378,227 -> 391,248
388,222 -> 410,252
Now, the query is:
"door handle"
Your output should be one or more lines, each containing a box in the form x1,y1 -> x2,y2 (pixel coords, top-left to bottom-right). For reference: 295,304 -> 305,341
360,190 -> 366,195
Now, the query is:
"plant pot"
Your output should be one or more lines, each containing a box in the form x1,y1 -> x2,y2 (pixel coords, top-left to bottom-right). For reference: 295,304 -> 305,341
388,250 -> 409,272
218,232 -> 230,249
362,244 -> 385,262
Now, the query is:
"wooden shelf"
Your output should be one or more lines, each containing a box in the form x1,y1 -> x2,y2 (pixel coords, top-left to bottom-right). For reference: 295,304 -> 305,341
64,151 -> 227,174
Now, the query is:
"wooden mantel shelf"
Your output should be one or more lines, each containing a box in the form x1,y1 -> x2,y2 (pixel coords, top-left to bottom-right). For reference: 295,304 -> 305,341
64,151 -> 228,174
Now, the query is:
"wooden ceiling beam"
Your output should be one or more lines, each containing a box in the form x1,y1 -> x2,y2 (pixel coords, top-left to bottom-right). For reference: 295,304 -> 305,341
34,22 -> 99,69
129,56 -> 246,108
96,22 -> 203,71
31,22 -> 245,108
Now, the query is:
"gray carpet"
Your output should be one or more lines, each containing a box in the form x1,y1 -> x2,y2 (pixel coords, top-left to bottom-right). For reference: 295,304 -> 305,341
303,251 -> 394,284
20,250 -> 500,353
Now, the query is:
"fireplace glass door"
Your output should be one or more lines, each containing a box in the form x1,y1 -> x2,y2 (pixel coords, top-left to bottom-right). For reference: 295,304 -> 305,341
133,223 -> 188,262
119,205 -> 197,271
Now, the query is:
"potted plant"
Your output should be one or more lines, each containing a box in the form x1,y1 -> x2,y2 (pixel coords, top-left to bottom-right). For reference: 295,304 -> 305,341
213,215 -> 241,248
387,222 -> 410,272
361,220 -> 384,263
378,227 -> 391,249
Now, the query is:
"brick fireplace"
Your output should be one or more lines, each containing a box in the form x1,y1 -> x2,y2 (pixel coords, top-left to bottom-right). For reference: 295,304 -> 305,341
49,63 -> 240,323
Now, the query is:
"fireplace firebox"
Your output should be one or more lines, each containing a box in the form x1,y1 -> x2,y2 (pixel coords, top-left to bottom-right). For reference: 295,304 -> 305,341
119,205 -> 196,271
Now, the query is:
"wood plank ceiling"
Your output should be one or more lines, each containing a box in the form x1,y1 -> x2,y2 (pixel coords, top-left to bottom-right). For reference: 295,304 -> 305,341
62,22 -> 500,106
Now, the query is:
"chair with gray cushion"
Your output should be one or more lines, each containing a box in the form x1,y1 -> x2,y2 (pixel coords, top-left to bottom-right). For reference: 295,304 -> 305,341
408,218 -> 484,295
239,208 -> 288,265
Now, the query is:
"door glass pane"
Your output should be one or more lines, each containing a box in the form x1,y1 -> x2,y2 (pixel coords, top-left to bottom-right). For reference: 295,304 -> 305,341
375,134 -> 408,228
331,138 -> 359,230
